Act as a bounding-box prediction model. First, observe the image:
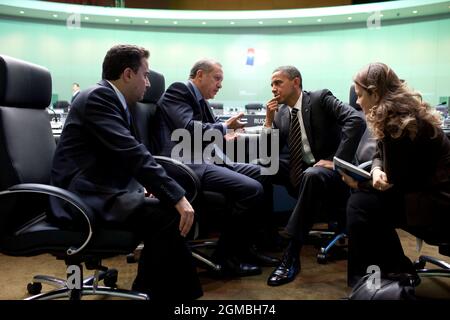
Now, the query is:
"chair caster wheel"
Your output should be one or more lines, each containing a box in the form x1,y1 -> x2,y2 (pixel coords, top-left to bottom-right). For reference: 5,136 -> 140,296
27,282 -> 42,295
126,253 -> 137,263
317,253 -> 328,264
104,269 -> 118,288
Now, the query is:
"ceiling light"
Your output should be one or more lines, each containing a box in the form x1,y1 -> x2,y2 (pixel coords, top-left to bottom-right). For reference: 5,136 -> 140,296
115,18 -> 120,22
52,14 -> 58,18
380,14 -> 384,17
258,21 -> 263,25
173,21 -> 178,25
347,17 -> 352,20
230,21 -> 235,25
412,10 -> 418,14
287,20 -> 292,24
202,21 -> 206,25
317,18 -> 322,22
144,20 -> 149,24
84,16 -> 89,20
19,10 -> 24,14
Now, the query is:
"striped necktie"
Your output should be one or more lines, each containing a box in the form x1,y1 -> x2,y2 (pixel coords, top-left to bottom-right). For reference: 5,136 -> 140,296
289,108 -> 305,189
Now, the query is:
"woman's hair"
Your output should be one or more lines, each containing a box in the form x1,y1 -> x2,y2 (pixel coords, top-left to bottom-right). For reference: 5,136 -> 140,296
354,62 -> 441,140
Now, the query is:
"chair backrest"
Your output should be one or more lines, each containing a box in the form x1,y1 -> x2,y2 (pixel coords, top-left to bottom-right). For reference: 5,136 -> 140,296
129,69 -> 165,154
53,100 -> 70,111
0,55 -> 55,232
349,84 -> 376,164
245,103 -> 264,114
0,55 -> 55,190
209,102 -> 223,116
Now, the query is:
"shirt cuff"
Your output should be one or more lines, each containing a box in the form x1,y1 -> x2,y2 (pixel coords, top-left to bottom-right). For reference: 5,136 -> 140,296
370,166 -> 382,176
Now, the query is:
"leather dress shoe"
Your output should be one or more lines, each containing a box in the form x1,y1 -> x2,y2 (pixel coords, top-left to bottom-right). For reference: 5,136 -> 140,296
219,256 -> 262,277
131,279 -> 152,298
267,252 -> 300,286
246,245 -> 280,267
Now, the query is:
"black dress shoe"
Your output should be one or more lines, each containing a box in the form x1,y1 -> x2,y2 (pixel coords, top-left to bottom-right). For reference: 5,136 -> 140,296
267,252 -> 300,286
219,256 -> 262,277
131,279 -> 152,298
246,245 -> 280,267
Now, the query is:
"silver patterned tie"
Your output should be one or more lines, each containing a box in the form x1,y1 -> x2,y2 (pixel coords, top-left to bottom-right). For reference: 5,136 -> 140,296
289,108 -> 305,188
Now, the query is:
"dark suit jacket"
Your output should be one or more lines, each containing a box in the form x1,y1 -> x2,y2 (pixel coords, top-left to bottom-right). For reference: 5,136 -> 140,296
371,119 -> 450,227
51,80 -> 185,225
71,90 -> 80,104
158,81 -> 224,178
273,89 -> 366,164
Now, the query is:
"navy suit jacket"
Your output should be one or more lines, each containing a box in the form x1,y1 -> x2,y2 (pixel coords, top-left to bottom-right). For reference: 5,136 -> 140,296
51,80 -> 185,225
158,81 -> 225,178
273,89 -> 366,164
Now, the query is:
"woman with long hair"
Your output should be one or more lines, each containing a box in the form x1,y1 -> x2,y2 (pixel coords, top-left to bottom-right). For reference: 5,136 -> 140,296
340,62 -> 450,287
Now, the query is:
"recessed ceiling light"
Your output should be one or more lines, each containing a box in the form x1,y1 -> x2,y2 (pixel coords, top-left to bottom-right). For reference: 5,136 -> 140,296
84,16 -> 89,20
287,20 -> 292,24
317,18 -> 322,22
347,16 -> 352,20
52,14 -> 58,18
115,18 -> 120,22
173,21 -> 178,25
144,20 -> 149,24
202,21 -> 206,25
412,10 -> 418,14
380,14 -> 384,17
258,21 -> 263,24
230,21 -> 235,25
19,10 -> 24,14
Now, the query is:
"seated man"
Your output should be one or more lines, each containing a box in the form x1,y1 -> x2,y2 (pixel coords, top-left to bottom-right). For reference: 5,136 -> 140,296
50,44 -> 202,300
264,66 -> 366,286
158,59 -> 279,276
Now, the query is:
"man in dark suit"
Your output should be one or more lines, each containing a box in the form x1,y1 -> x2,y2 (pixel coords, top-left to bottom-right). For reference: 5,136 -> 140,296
264,66 -> 366,286
158,59 -> 279,276
51,44 -> 202,300
71,82 -> 80,103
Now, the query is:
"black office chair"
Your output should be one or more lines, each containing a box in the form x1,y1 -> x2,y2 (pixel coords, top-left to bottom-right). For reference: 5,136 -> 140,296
53,100 -> 70,112
0,55 -> 152,300
129,70 -> 224,273
245,103 -> 264,114
313,85 -> 375,263
209,102 -> 224,116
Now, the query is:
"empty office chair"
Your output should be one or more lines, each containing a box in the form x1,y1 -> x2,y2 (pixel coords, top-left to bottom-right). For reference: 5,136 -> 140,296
0,55 -> 151,300
209,102 -> 224,116
53,100 -> 70,111
245,103 -> 264,114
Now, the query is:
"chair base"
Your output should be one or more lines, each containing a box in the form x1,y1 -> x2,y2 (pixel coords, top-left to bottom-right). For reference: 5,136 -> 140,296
25,285 -> 149,300
415,255 -> 450,278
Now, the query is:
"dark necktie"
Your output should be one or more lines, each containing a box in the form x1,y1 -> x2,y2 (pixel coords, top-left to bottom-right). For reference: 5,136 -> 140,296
289,108 -> 305,189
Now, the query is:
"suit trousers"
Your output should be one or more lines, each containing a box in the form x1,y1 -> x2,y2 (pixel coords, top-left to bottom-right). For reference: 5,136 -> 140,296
346,189 -> 415,287
197,162 -> 271,257
124,198 -> 202,300
279,163 -> 349,243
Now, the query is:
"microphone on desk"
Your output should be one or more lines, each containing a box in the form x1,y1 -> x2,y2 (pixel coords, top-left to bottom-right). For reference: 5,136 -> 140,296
46,107 -> 58,122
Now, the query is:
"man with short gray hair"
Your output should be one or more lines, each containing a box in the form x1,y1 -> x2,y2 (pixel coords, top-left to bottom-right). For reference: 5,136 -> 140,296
158,59 -> 279,277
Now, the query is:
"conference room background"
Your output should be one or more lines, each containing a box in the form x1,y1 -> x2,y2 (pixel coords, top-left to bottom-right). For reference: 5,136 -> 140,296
0,1 -> 449,110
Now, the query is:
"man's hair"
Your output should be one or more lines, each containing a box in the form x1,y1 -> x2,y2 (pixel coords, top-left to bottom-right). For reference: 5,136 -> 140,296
102,44 -> 149,80
273,65 -> 302,88
189,59 -> 222,79
73,82 -> 80,87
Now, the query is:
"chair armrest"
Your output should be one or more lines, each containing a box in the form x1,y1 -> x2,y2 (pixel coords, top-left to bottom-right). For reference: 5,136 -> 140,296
0,183 -> 94,256
153,156 -> 201,203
